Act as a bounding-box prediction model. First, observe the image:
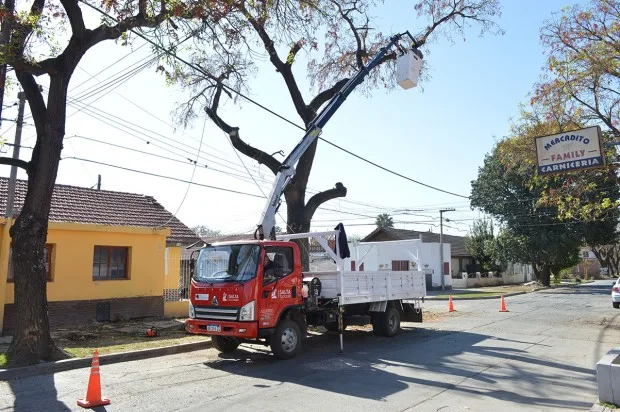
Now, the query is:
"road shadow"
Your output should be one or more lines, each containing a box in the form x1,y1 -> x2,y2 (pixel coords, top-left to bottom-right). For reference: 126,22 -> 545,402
7,373 -> 72,412
204,325 -> 595,410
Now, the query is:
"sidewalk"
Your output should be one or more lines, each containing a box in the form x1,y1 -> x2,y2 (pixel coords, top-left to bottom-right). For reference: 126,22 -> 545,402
0,317 -> 210,375
425,283 -> 542,300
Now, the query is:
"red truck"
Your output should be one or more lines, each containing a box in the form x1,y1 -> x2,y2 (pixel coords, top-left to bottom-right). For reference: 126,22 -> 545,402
185,231 -> 426,359
185,31 -> 425,359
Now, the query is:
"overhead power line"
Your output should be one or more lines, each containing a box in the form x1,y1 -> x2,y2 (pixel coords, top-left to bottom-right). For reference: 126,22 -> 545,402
77,0 -> 471,200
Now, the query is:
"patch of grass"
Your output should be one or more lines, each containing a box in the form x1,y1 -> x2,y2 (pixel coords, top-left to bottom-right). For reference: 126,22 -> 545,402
598,400 -> 619,410
431,292 -> 503,300
64,335 -> 210,358
0,353 -> 7,368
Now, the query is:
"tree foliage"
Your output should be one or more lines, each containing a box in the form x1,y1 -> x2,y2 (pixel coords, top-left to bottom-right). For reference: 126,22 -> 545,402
464,217 -> 504,273
470,112 -> 620,286
375,213 -> 393,229
161,0 -> 503,269
0,0 -> 231,367
0,0 -> 503,366
192,225 -> 221,238
534,0 -> 620,137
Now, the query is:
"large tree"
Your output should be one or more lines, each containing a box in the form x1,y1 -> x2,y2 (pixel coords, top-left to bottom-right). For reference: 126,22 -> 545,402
163,0 -> 502,267
0,0 -> 240,367
470,113 -> 619,286
534,0 -> 620,139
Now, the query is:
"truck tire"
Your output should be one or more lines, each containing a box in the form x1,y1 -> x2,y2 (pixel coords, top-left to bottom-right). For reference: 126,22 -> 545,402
211,336 -> 240,353
271,319 -> 302,360
379,307 -> 401,337
614,302 -> 620,309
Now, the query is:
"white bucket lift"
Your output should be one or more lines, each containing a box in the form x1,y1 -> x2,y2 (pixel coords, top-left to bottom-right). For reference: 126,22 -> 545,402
396,49 -> 423,90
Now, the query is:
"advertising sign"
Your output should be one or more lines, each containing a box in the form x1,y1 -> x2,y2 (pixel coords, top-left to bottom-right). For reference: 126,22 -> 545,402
535,126 -> 605,175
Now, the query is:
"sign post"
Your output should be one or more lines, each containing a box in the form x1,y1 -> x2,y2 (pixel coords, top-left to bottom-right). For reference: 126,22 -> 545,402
535,126 -> 605,175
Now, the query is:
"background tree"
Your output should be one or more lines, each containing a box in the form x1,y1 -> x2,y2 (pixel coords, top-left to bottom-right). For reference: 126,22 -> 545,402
0,0 -> 231,367
535,0 -> 620,139
470,111 -> 619,285
464,217 -> 504,274
162,0 -> 503,268
191,225 -> 221,238
375,213 -> 394,229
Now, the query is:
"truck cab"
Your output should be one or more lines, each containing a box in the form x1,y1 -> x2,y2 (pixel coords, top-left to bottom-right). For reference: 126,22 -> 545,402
185,240 -> 307,359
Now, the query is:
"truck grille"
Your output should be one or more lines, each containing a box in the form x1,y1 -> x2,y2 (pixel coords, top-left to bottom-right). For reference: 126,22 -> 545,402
194,305 -> 239,321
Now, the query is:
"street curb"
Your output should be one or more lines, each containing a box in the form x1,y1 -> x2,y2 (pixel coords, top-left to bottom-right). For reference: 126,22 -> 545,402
0,339 -> 211,381
425,291 -> 528,301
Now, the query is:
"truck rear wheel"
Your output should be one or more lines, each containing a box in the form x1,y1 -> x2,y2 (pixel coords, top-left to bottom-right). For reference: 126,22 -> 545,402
373,307 -> 401,337
211,336 -> 240,353
271,319 -> 301,360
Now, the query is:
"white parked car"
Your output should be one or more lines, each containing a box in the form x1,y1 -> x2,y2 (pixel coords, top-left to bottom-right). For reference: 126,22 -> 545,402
613,278 -> 620,309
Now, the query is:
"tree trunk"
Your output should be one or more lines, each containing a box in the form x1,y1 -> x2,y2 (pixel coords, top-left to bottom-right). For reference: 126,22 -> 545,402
532,263 -> 551,286
5,73 -> 71,366
539,264 -> 551,286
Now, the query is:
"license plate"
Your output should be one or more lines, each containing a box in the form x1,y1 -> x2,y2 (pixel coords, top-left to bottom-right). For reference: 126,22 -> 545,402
206,325 -> 221,332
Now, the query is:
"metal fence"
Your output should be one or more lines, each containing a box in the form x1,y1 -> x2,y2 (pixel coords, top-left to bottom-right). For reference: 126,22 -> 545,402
163,248 -> 192,302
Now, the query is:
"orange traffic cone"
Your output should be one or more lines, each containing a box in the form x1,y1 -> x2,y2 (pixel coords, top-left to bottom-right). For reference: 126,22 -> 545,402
448,295 -> 456,312
77,349 -> 110,408
499,294 -> 509,312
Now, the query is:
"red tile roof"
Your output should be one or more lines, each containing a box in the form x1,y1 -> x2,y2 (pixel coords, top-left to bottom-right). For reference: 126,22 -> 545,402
0,178 -> 200,244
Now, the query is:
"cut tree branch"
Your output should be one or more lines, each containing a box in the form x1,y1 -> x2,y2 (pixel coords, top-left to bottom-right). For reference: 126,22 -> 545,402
304,182 -> 347,221
286,40 -> 304,66
309,78 -> 349,114
205,83 -> 282,175
0,156 -> 30,172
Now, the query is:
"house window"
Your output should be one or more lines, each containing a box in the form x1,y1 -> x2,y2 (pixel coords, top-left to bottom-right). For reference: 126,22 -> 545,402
392,260 -> 409,271
93,246 -> 129,280
8,244 -> 53,282
581,251 -> 590,258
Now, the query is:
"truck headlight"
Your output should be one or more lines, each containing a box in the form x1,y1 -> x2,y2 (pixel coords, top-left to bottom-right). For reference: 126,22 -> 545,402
239,300 -> 255,321
189,302 -> 195,319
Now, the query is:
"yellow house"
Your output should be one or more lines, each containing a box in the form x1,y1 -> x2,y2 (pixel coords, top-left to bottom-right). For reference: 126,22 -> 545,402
0,178 -> 199,334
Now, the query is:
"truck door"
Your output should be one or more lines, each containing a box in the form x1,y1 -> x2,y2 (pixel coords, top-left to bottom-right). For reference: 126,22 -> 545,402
258,245 -> 299,329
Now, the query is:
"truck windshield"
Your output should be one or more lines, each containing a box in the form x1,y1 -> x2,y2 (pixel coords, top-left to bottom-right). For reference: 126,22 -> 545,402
194,244 -> 260,283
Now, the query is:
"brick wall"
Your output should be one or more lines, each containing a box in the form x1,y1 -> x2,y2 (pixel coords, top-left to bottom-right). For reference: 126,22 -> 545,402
3,296 -> 163,333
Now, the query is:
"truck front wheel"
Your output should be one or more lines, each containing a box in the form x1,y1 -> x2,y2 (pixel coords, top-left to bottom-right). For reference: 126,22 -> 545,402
271,319 -> 302,360
211,336 -> 240,353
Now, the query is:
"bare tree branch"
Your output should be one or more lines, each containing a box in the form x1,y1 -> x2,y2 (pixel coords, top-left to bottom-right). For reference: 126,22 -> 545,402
304,182 -> 347,221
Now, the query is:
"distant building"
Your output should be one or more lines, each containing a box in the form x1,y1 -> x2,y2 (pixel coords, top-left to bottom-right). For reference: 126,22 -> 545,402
361,228 -> 476,276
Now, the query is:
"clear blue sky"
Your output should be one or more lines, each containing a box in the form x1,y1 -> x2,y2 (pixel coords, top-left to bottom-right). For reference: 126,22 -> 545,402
0,0 -> 577,238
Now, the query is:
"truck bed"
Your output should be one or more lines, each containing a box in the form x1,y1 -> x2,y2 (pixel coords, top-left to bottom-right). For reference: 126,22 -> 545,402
304,270 -> 426,306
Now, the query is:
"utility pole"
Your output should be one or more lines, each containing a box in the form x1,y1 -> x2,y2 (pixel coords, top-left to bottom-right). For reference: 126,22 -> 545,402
0,0 -> 15,129
439,208 -> 455,290
5,90 -> 25,218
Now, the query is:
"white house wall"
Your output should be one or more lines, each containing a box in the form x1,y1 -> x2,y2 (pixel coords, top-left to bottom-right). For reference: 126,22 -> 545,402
343,239 -> 452,289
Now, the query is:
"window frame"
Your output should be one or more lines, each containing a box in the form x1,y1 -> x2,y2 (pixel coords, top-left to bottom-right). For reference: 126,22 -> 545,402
92,246 -> 130,280
8,244 -> 54,282
391,260 -> 409,271
262,246 -> 294,285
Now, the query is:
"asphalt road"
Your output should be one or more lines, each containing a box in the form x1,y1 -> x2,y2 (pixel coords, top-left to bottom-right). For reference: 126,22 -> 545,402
1,280 -> 619,412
